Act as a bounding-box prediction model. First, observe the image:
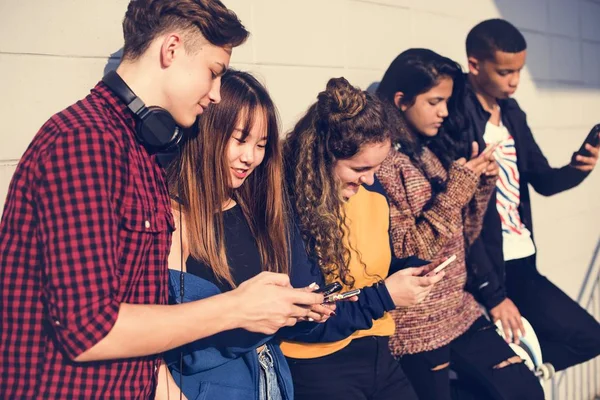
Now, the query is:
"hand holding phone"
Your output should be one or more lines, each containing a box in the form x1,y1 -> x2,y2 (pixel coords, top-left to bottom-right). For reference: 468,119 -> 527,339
385,265 -> 445,307
423,255 -> 457,277
482,140 -> 501,156
576,124 -> 600,157
302,282 -> 339,322
458,142 -> 496,176
314,281 -> 360,303
572,124 -> 600,171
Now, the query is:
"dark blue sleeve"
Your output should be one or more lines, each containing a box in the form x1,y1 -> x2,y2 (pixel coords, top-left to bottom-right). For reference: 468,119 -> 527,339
507,100 -> 589,196
389,255 -> 430,275
284,282 -> 397,343
285,253 -> 432,343
276,222 -> 325,339
277,221 -> 397,343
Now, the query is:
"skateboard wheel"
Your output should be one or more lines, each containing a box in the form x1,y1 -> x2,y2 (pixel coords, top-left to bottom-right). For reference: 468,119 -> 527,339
534,362 -> 555,380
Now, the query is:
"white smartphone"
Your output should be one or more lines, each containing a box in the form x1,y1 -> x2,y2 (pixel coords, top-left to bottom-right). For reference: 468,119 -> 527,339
424,254 -> 457,277
483,140 -> 502,155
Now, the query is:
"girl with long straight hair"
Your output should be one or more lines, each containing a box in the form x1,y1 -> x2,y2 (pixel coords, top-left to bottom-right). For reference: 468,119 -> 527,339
160,69 -> 332,400
376,48 -> 544,400
280,77 -> 444,400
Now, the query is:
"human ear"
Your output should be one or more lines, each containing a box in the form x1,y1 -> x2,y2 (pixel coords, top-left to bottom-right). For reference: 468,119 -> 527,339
159,33 -> 184,68
467,56 -> 480,76
393,92 -> 406,111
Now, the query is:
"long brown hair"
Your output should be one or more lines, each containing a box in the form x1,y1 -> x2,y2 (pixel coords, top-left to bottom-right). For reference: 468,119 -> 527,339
167,69 -> 288,288
283,77 -> 393,286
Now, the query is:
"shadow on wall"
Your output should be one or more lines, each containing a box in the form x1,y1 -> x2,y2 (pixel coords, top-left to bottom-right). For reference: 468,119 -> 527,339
367,0 -> 600,93
492,0 -> 600,91
366,82 -> 379,94
105,0 -> 600,92
104,48 -> 123,76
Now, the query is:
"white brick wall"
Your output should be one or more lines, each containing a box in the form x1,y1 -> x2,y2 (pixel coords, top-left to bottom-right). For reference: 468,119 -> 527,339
0,0 -> 599,304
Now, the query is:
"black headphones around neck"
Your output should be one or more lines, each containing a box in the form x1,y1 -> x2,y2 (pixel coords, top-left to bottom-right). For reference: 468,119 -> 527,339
102,70 -> 183,153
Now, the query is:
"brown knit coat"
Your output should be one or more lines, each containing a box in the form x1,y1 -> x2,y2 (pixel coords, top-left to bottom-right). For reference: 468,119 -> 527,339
376,147 -> 497,356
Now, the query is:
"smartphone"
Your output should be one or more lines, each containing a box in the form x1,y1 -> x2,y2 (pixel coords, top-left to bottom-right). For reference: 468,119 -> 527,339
483,140 -> 502,154
314,282 -> 342,297
324,289 -> 361,303
576,124 -> 600,159
424,254 -> 457,277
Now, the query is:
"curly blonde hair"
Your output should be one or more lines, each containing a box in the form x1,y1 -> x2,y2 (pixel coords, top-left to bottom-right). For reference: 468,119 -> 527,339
283,77 -> 393,286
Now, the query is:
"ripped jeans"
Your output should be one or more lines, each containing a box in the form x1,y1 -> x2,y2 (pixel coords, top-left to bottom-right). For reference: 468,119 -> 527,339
258,346 -> 283,400
399,317 -> 544,400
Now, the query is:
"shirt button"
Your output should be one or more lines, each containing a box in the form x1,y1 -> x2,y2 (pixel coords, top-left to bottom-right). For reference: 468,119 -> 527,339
144,220 -> 150,229
54,320 -> 61,326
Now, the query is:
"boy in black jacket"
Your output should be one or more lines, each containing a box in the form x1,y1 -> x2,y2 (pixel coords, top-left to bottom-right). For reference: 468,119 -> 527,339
463,18 -> 600,372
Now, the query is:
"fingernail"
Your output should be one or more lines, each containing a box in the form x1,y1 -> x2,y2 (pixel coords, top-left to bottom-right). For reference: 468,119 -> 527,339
308,318 -> 314,322
308,282 -> 318,289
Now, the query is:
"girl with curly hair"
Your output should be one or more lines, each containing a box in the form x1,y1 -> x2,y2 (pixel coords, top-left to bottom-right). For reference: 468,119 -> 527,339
280,77 -> 444,400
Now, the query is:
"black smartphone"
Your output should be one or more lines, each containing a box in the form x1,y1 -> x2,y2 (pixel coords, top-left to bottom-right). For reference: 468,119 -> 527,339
314,282 -> 342,297
576,124 -> 600,158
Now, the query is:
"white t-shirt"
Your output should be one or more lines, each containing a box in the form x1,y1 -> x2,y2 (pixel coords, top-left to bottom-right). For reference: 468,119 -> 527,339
484,119 -> 536,261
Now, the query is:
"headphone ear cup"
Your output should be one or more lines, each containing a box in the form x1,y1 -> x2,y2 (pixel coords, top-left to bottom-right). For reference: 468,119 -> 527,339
136,106 -> 182,152
102,71 -> 183,153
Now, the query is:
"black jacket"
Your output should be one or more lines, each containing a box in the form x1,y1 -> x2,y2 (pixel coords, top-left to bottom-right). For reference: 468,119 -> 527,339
463,77 -> 590,309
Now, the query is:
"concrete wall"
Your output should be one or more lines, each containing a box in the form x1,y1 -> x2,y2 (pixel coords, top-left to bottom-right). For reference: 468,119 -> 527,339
1,0 -> 599,301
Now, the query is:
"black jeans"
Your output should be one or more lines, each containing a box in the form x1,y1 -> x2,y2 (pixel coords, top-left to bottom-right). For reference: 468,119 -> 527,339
505,255 -> 600,371
286,336 -> 417,400
400,317 -> 544,400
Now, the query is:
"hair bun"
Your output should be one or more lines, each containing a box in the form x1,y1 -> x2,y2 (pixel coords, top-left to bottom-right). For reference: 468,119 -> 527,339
317,77 -> 366,124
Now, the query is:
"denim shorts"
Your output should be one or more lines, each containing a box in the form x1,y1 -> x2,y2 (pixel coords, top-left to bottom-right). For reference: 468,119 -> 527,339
258,346 -> 283,400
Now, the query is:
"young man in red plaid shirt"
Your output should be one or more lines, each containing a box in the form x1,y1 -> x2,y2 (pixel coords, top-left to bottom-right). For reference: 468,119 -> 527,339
0,1 -> 325,398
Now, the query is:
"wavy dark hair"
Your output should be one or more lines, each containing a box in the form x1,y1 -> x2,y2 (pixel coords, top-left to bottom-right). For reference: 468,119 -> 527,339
167,69 -> 288,288
283,77 -> 393,286
377,48 -> 469,200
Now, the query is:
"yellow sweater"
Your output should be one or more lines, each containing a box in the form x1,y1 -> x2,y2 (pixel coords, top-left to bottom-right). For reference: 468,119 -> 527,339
281,185 -> 394,358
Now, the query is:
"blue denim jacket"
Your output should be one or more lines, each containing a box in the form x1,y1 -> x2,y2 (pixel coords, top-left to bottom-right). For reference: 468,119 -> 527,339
165,270 -> 294,400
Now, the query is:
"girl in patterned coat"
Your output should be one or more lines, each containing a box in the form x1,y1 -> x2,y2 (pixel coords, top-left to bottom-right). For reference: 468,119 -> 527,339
375,48 -> 543,400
